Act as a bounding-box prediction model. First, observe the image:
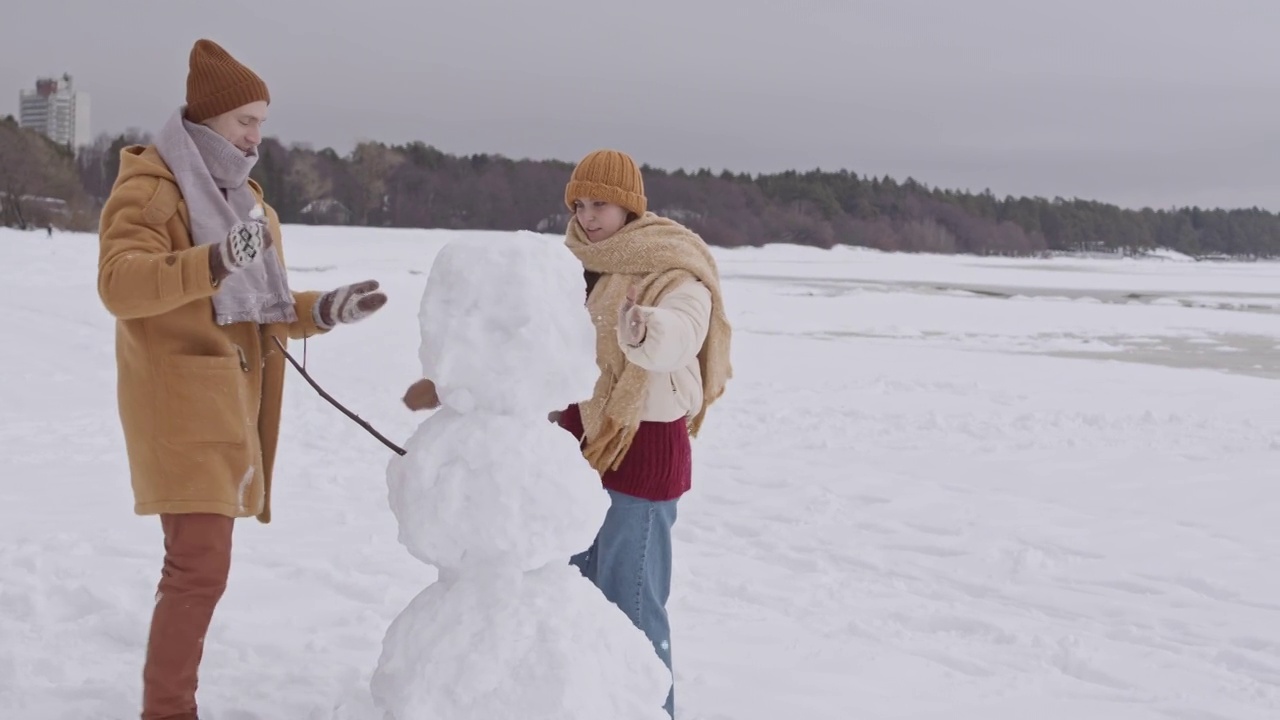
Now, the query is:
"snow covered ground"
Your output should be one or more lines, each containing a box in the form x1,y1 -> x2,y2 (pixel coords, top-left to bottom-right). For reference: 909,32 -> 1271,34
3,225 -> 1280,719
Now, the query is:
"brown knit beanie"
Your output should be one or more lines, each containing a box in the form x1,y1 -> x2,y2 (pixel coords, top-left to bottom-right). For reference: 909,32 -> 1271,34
564,149 -> 647,217
184,39 -> 271,123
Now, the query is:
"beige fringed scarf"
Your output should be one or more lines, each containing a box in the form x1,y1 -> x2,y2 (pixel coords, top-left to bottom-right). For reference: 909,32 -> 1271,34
565,212 -> 733,472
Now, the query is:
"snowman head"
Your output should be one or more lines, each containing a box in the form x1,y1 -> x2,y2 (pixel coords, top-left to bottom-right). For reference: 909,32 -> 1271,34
417,232 -> 598,416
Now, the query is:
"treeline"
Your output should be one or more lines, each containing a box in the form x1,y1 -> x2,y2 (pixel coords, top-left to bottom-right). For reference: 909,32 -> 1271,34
3,115 -> 1279,258
0,117 -> 97,230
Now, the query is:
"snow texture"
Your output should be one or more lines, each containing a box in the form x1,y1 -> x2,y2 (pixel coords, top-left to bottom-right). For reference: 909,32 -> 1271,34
374,232 -> 671,719
416,230 -> 598,416
6,225 -> 1280,720
386,409 -> 606,572
372,564 -> 670,720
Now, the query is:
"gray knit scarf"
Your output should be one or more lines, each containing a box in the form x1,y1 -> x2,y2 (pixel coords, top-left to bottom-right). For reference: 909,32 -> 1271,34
154,107 -> 297,325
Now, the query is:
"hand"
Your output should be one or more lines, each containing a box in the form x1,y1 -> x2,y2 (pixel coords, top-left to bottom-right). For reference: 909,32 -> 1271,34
403,378 -> 440,411
617,283 -> 647,347
315,280 -> 387,330
211,219 -> 273,281
547,409 -> 562,423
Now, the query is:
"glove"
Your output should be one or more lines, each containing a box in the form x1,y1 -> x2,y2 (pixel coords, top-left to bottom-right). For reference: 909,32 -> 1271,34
224,220 -> 272,264
314,280 -> 387,330
210,216 -> 273,282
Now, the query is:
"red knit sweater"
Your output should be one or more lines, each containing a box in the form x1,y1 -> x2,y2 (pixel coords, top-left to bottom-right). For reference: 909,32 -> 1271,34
556,404 -> 692,502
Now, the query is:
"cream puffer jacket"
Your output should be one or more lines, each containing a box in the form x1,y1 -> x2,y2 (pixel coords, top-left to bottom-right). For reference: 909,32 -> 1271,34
615,279 -> 713,423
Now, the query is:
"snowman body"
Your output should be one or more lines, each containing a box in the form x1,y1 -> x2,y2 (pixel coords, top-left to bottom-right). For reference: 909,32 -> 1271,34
369,232 -> 670,720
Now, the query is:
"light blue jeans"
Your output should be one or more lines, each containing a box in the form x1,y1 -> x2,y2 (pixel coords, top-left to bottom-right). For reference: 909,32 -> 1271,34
570,489 -> 679,717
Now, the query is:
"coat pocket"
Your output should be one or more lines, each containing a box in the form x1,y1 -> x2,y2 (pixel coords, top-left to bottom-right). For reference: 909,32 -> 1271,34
670,365 -> 703,418
158,354 -> 250,445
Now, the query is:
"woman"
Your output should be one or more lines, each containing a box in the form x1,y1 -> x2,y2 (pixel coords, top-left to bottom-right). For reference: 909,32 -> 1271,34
556,148 -> 733,717
403,148 -> 732,718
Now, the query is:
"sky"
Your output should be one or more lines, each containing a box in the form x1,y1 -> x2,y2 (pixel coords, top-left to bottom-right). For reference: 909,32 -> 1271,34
4,0 -> 1280,211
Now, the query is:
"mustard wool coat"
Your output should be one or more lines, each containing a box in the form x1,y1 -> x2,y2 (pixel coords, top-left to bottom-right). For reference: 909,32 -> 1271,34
97,144 -> 327,523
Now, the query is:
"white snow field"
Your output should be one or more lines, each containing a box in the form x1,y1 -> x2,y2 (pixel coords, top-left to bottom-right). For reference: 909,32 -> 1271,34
3,225 -> 1280,719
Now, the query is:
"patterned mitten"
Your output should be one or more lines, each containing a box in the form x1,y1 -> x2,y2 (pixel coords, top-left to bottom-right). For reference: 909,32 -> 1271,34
314,280 -> 387,330
219,220 -> 270,272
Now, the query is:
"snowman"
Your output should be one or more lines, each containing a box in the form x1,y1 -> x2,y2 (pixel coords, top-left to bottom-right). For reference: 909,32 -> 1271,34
368,231 -> 672,720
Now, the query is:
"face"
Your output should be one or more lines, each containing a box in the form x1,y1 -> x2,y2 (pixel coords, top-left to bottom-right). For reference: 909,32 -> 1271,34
572,198 -> 629,243
202,100 -> 269,157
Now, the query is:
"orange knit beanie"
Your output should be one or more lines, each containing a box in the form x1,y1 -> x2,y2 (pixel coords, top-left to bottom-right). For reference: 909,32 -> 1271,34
564,149 -> 647,217
184,39 -> 271,123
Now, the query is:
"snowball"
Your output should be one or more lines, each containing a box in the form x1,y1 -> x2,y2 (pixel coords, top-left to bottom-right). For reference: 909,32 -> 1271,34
386,407 -> 608,572
371,563 -> 672,720
417,231 -> 598,416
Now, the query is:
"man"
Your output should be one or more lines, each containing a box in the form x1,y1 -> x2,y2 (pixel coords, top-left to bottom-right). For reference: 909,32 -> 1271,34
96,39 -> 386,720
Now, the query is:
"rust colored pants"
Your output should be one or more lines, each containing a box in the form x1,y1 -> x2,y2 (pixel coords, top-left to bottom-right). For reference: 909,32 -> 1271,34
141,513 -> 235,720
